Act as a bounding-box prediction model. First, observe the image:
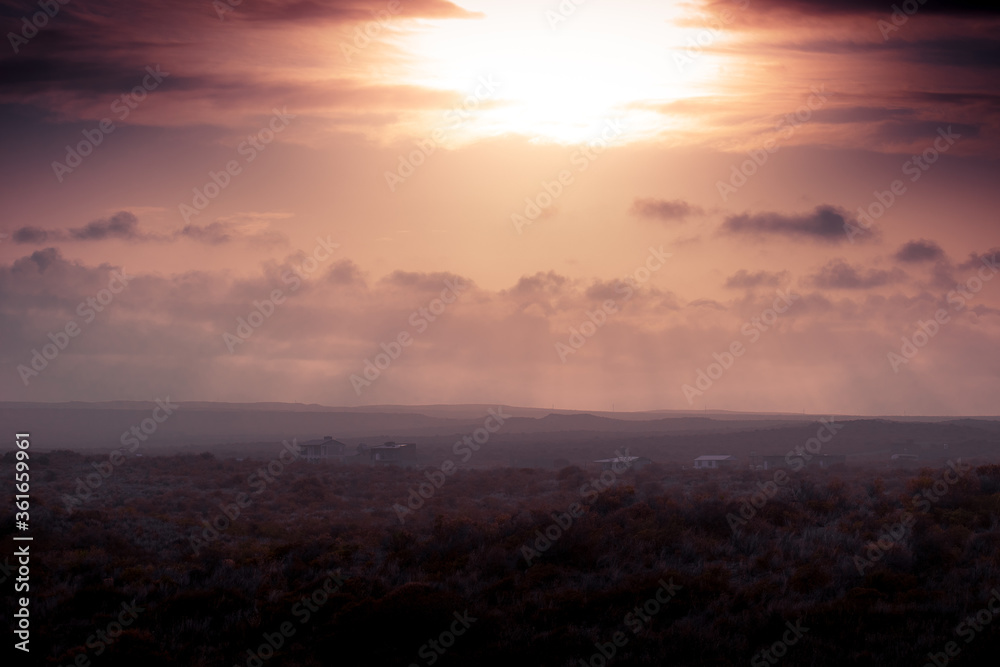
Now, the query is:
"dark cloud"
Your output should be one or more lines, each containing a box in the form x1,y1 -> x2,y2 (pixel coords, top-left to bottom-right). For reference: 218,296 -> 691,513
630,198 -> 703,222
0,0 -> 480,119
724,269 -> 788,288
720,205 -> 856,243
733,0 -> 1000,16
909,91 -> 1000,107
177,218 -> 287,246
13,212 -> 148,243
957,247 -> 1000,271
906,38 -> 1000,69
773,37 -> 1000,71
326,259 -> 366,287
177,221 -> 236,245
688,298 -> 726,310
809,260 -> 905,289
234,0 -> 484,22
807,106 -> 916,124
381,270 -> 470,291
69,211 -> 142,241
876,120 -> 979,143
13,213 -> 288,246
895,239 -> 945,263
13,226 -> 48,243
23,247 -> 60,273
507,271 -> 568,297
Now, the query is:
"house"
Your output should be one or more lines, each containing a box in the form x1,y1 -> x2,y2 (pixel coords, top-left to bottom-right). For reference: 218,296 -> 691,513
693,455 -> 737,469
759,454 -> 846,470
594,455 -> 652,471
300,436 -> 347,462
369,442 -> 416,465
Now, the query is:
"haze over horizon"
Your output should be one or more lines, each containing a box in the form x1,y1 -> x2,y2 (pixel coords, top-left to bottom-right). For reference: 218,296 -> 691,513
2,0 -> 999,414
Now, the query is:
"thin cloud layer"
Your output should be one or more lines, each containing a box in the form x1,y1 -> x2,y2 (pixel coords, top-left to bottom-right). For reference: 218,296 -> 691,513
808,260 -> 906,290
11,212 -> 287,245
3,247 -> 997,414
630,198 -> 703,222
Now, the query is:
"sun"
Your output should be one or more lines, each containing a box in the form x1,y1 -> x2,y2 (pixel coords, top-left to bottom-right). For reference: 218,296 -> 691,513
381,0 -> 723,145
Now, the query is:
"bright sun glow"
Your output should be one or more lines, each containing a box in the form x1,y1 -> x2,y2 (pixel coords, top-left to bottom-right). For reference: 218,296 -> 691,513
383,0 -> 726,145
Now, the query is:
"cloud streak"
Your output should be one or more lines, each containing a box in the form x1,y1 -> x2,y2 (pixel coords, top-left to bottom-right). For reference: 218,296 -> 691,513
719,206 -> 860,244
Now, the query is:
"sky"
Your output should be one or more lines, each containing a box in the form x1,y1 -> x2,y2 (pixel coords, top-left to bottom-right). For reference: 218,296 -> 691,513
0,0 -> 998,414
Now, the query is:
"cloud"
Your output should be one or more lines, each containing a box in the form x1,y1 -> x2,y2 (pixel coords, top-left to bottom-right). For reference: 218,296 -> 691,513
506,271 -> 568,297
807,106 -> 916,125
2,248 -> 998,414
12,212 -> 287,246
733,0 -> 1000,16
326,259 -> 367,287
957,247 -> 1000,272
380,270 -> 470,291
20,247 -> 61,273
12,212 -> 152,244
630,198 -> 703,222
720,205 -> 858,243
688,298 -> 726,310
231,0 -> 483,23
808,260 -> 905,289
68,211 -> 143,241
12,226 -> 49,244
724,269 -> 788,288
895,239 -> 945,263
178,217 -> 287,245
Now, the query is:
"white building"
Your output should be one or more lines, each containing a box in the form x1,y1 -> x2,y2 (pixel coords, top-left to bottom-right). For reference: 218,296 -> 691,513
693,455 -> 737,469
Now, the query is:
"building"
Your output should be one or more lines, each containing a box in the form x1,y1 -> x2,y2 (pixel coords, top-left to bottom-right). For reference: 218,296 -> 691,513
594,455 -> 652,471
300,436 -> 347,462
369,442 -> 416,465
758,454 -> 846,470
890,453 -> 920,469
693,455 -> 737,469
